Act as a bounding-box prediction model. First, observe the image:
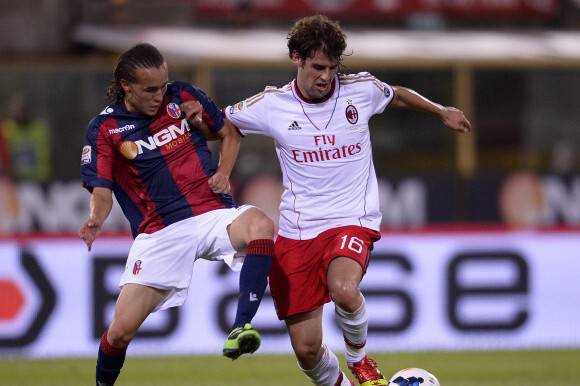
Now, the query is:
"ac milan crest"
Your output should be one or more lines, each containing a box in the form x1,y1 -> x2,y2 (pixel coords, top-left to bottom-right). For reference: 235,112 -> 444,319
132,260 -> 143,275
345,104 -> 358,124
166,102 -> 182,119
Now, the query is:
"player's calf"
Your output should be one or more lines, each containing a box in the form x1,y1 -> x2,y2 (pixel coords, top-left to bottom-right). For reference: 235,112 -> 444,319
96,330 -> 127,386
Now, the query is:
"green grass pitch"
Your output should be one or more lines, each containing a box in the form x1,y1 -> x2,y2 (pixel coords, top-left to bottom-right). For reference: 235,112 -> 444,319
1,350 -> 579,386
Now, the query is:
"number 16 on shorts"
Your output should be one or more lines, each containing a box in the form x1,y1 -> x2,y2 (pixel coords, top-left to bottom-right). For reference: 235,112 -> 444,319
339,235 -> 365,254
328,226 -> 380,270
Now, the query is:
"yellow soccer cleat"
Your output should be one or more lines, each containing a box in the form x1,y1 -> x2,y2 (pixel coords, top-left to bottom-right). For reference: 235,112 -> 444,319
222,323 -> 261,360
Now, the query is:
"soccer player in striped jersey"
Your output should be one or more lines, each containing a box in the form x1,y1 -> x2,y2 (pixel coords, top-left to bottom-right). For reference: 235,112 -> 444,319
79,43 -> 274,386
225,15 -> 472,386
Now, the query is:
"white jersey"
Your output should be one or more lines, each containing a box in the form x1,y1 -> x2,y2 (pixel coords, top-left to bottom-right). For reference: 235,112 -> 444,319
226,72 -> 394,240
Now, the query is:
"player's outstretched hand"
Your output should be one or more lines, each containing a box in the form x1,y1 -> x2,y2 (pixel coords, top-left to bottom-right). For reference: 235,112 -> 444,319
208,171 -> 231,194
79,217 -> 102,251
180,100 -> 204,128
441,106 -> 472,134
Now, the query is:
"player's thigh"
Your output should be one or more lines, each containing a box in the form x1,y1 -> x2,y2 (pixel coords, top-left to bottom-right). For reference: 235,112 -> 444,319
271,236 -> 330,319
285,307 -> 324,356
227,207 -> 274,250
111,283 -> 169,335
121,221 -> 198,291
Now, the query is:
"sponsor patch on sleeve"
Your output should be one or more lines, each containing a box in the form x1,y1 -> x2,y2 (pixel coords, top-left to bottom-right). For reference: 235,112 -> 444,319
81,145 -> 92,165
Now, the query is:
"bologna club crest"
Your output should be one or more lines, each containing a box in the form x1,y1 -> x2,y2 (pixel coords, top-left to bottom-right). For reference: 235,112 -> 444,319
166,103 -> 182,119
345,104 -> 358,124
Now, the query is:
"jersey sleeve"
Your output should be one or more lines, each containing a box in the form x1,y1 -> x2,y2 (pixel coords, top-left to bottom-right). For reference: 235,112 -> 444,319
360,72 -> 395,116
224,90 -> 271,137
178,82 -> 225,134
80,116 -> 114,192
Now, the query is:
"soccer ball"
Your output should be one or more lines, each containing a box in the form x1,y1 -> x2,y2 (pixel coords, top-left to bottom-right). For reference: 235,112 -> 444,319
388,368 -> 440,386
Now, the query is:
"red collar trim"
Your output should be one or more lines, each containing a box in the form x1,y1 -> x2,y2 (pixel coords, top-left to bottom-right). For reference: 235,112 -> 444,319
293,77 -> 336,104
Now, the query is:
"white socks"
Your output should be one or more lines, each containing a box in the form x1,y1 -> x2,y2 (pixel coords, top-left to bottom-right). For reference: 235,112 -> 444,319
301,344 -> 349,386
335,297 -> 368,365
299,297 -> 369,385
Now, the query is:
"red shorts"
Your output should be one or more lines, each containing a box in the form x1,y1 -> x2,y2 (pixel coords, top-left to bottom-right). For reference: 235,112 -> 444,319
270,226 -> 381,320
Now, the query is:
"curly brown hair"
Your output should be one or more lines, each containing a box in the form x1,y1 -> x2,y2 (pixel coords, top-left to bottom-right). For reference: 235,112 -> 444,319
287,15 -> 347,64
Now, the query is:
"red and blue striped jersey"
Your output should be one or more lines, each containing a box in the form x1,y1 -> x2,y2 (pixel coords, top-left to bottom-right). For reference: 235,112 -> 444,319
81,81 -> 234,237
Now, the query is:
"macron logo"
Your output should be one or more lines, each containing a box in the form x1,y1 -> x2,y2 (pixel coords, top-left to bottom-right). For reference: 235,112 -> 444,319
109,124 -> 135,135
288,121 -> 301,131
249,292 -> 258,302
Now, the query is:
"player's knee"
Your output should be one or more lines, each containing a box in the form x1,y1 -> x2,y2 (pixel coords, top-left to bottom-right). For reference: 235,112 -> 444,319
294,339 -> 323,365
248,211 -> 275,240
107,324 -> 136,347
328,279 -> 360,310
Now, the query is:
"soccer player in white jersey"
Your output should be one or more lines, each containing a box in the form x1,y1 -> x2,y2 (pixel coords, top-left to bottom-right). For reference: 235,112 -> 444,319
226,15 -> 472,386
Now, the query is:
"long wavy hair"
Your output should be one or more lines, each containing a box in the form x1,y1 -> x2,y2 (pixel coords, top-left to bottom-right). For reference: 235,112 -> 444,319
106,43 -> 165,103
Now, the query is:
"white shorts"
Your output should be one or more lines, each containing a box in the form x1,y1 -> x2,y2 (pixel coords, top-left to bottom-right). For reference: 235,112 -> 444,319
119,205 -> 253,311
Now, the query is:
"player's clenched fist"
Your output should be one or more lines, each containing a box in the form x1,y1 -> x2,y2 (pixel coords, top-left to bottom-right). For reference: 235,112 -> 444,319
180,100 -> 203,127
180,100 -> 219,140
208,171 -> 231,194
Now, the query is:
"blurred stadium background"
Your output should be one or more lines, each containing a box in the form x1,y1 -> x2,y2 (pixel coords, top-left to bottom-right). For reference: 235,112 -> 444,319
1,1 -> 580,385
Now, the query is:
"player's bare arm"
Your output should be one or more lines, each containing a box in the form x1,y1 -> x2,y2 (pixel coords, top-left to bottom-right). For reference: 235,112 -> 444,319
208,119 -> 241,194
391,86 -> 472,133
79,186 -> 113,251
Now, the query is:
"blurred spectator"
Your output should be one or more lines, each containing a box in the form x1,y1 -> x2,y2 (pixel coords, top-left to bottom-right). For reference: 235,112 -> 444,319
0,123 -> 9,175
232,0 -> 255,27
0,118 -> 19,234
110,0 -> 129,25
550,139 -> 578,175
499,171 -> 545,228
0,93 -> 52,182
561,0 -> 580,28
0,175 -> 19,234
